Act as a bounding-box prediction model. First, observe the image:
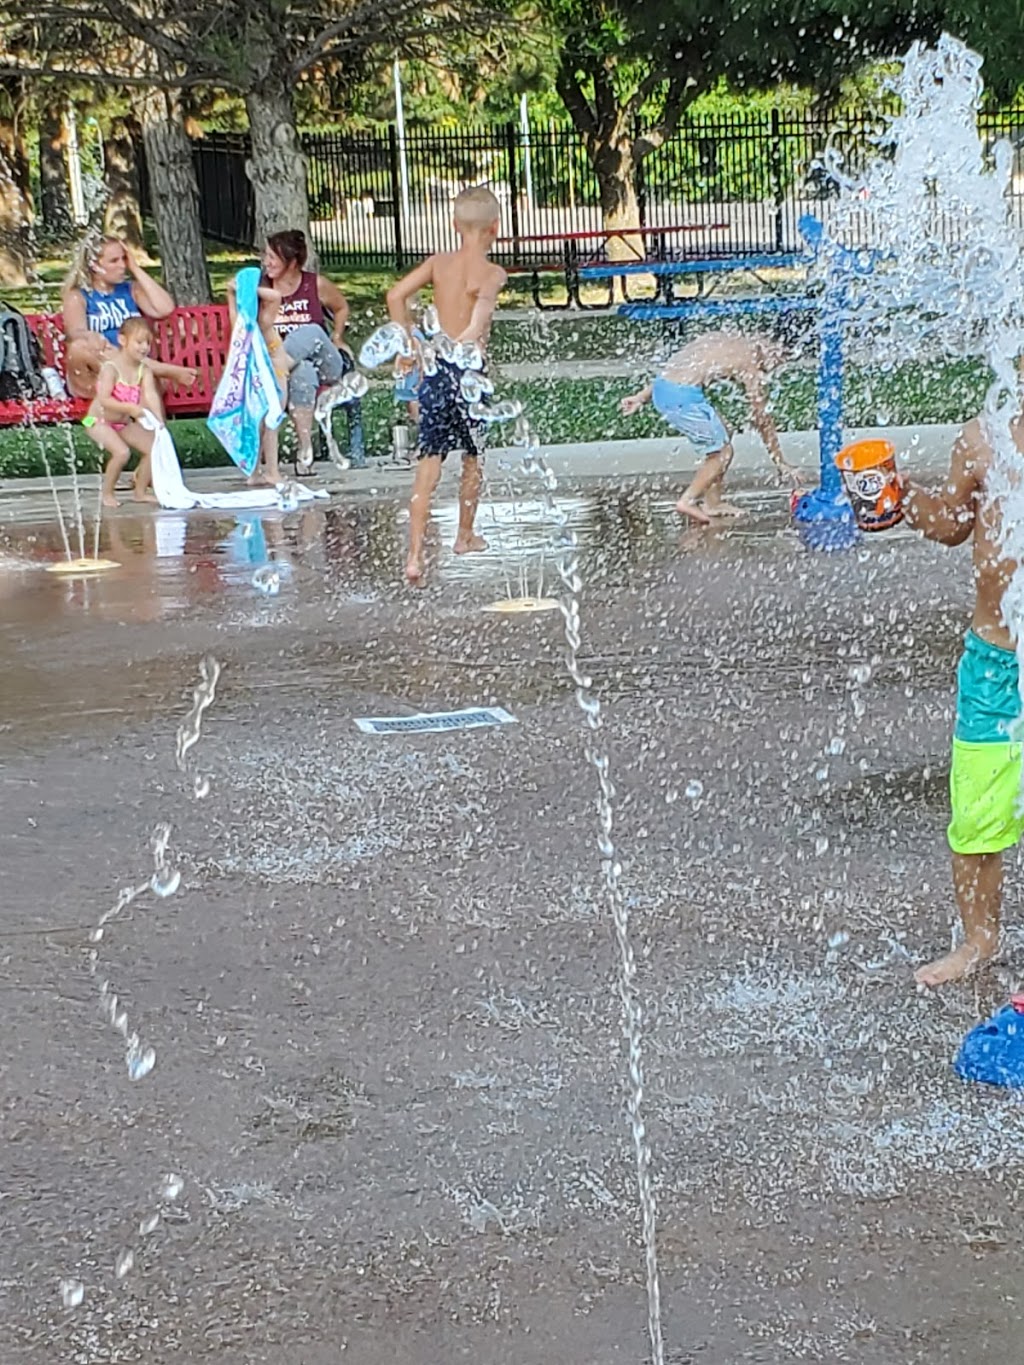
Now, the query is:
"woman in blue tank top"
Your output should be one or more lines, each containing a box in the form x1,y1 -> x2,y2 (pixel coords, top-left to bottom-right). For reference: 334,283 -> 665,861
61,235 -> 195,401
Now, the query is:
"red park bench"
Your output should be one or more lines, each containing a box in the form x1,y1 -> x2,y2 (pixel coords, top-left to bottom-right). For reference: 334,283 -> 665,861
0,304 -> 232,428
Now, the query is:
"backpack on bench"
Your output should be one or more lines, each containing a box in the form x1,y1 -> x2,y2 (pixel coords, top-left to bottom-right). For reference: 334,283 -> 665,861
0,304 -> 47,401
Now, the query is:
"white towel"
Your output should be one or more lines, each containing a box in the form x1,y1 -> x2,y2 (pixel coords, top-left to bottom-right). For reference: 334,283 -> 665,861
144,412 -> 327,511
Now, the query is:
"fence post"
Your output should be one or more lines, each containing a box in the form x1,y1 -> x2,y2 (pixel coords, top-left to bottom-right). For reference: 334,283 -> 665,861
770,107 -> 784,252
505,122 -> 521,260
387,124 -> 405,270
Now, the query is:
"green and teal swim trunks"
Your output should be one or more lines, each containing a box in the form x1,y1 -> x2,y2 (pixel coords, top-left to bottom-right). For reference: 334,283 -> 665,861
949,630 -> 1024,855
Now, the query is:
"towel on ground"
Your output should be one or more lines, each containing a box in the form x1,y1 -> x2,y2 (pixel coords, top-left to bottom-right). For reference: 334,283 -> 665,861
145,412 -> 325,510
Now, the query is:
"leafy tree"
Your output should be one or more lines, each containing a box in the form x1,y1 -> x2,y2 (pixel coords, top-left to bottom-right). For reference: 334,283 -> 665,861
544,0 -> 1024,245
0,0 -> 504,255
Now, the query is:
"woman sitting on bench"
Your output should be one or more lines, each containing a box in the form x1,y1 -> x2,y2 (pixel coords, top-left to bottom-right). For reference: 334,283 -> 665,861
61,234 -> 197,402
260,229 -> 365,473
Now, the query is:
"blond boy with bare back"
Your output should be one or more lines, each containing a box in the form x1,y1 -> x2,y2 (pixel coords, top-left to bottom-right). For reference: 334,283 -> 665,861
620,332 -> 799,522
386,187 -> 507,584
902,418 -> 1023,987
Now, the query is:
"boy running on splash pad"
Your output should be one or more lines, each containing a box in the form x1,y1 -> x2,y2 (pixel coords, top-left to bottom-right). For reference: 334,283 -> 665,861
620,331 -> 800,523
902,418 -> 1022,986
386,186 -> 507,584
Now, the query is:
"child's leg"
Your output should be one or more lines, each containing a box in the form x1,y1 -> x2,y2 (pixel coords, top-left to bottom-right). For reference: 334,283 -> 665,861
261,425 -> 281,485
677,442 -> 734,523
121,423 -> 157,503
453,454 -> 487,554
701,442 -> 742,518
915,852 -> 1003,987
407,454 -> 443,583
87,423 -> 133,508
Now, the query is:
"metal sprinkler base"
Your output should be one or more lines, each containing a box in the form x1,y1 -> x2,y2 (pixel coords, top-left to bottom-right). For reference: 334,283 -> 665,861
481,596 -> 560,615
46,557 -> 121,577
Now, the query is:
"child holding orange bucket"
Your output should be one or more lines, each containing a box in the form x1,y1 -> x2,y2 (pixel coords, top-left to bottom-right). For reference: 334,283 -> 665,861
620,331 -> 801,523
900,420 -> 1022,987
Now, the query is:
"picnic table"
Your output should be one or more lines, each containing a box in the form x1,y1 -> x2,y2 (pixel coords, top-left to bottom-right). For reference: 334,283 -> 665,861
502,222 -> 730,309
578,252 -> 808,308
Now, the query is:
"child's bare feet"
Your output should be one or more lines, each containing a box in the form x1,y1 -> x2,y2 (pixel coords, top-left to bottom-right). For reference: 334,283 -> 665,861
102,492 -> 120,509
704,500 -> 744,518
453,533 -> 488,555
132,489 -> 159,505
676,497 -> 711,525
914,940 -> 993,988
405,553 -> 425,585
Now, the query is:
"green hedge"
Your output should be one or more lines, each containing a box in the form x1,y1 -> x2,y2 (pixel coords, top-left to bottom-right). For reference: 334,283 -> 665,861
0,360 -> 992,479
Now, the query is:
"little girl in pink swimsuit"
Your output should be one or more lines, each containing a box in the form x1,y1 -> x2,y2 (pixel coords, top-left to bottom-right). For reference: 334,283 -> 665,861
82,316 -> 163,508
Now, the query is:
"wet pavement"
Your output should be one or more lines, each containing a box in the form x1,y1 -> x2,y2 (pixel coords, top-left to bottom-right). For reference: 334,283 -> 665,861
2,469 -> 1023,1364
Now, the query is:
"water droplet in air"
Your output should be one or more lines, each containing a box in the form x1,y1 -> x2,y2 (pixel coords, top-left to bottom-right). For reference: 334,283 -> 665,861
252,565 -> 281,596
193,774 -> 210,799
60,1279 -> 84,1309
828,930 -> 850,950
150,866 -> 181,898
815,835 -> 830,856
828,736 -> 847,756
276,480 -> 300,512
127,1047 -> 156,1081
160,1173 -> 184,1201
139,1212 -> 161,1236
115,1249 -> 134,1279
685,780 -> 704,800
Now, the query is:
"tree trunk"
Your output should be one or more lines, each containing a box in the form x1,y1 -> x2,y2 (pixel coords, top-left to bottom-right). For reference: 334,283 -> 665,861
136,87 -> 211,305
103,115 -> 146,255
39,96 -> 74,240
592,136 -> 644,262
244,72 -> 312,258
0,78 -> 33,286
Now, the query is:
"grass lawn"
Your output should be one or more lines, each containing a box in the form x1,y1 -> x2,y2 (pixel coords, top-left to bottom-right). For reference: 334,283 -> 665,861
0,357 -> 991,479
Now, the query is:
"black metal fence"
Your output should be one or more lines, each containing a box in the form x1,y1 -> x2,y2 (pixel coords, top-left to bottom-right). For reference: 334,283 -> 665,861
192,107 -> 1024,269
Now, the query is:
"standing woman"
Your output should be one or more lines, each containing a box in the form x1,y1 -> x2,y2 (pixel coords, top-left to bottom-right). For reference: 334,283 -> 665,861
261,229 -> 365,472
62,234 -> 196,400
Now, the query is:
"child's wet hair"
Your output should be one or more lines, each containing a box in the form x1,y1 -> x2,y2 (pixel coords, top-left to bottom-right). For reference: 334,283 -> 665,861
119,316 -> 153,343
453,186 -> 501,231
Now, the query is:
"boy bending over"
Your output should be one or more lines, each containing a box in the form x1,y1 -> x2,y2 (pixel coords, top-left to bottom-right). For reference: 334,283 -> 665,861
621,331 -> 799,523
386,186 -> 507,584
902,418 -> 1021,986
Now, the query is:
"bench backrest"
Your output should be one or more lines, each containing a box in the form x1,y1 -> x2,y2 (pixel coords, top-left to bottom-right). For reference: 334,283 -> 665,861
25,305 -> 232,415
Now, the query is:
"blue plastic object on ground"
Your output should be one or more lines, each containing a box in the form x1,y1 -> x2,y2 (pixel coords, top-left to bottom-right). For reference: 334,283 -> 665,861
955,997 -> 1024,1088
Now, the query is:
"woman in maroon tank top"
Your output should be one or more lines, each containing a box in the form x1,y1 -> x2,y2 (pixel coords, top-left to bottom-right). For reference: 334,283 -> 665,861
260,228 -> 354,471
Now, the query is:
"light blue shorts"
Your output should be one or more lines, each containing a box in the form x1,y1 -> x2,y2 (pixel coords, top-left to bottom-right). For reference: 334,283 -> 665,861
651,377 -> 729,458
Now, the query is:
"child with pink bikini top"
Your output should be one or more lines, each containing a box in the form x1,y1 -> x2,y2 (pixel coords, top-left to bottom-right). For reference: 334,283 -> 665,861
82,316 -> 163,508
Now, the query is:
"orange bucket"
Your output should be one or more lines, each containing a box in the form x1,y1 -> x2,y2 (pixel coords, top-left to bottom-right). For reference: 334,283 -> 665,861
834,438 -> 903,532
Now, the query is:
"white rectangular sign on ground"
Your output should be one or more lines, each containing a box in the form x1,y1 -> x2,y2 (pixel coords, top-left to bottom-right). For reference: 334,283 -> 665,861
354,707 -> 518,736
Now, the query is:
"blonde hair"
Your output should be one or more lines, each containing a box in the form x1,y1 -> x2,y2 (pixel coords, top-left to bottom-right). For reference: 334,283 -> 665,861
453,186 -> 501,232
63,232 -> 121,292
119,316 -> 152,343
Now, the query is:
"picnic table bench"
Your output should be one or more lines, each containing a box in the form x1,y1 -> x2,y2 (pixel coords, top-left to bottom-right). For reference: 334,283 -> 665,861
503,222 -> 730,309
0,305 -> 232,428
578,252 -> 808,310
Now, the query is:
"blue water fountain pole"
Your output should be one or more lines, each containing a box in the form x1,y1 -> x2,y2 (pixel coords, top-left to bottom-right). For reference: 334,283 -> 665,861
792,214 -> 856,530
